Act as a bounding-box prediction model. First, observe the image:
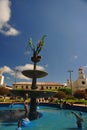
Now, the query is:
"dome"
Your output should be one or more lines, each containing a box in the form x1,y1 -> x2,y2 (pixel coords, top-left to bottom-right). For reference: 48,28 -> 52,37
78,68 -> 83,71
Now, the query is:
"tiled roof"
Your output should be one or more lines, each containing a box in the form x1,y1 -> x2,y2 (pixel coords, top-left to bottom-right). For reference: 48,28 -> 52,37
13,82 -> 63,86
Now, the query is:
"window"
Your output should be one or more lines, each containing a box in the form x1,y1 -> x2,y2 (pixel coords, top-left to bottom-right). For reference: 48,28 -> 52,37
22,86 -> 24,89
41,86 -> 44,90
26,85 -> 28,89
46,86 -> 48,89
82,81 -> 85,85
50,86 -> 52,89
55,87 -> 57,89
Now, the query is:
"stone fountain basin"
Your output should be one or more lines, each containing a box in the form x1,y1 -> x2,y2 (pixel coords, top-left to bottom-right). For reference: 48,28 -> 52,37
10,89 -> 57,98
22,70 -> 48,78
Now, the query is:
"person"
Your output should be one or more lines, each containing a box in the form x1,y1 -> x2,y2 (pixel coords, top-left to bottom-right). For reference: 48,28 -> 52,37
24,102 -> 29,117
21,116 -> 30,127
10,102 -> 15,119
71,111 -> 84,129
16,120 -> 22,130
10,102 -> 14,108
59,99 -> 63,109
22,117 -> 30,122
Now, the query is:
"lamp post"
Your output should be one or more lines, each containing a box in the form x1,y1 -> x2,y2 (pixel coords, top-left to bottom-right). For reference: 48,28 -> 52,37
14,69 -> 19,85
68,70 -> 73,95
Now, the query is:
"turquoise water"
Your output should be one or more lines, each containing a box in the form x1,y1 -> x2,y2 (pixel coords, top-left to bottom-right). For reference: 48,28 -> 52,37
0,105 -> 87,130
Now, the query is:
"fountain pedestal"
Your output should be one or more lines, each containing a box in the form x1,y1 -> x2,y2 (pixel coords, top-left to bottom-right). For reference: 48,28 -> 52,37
29,97 -> 37,120
22,69 -> 48,120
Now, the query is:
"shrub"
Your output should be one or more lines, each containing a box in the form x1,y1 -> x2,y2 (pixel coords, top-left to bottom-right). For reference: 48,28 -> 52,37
73,90 -> 86,99
54,91 -> 66,99
0,87 -> 10,95
58,88 -> 71,95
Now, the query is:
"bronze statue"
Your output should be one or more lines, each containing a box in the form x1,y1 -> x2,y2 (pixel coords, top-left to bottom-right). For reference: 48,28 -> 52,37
28,35 -> 47,63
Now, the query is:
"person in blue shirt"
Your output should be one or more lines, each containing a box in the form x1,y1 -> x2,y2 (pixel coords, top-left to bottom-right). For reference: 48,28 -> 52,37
21,116 -> 30,127
71,111 -> 84,129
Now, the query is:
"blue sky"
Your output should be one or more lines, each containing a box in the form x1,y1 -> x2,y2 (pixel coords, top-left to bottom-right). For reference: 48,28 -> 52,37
0,0 -> 87,86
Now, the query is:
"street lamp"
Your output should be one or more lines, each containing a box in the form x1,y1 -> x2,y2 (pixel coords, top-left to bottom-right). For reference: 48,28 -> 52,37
68,70 -> 73,95
14,69 -> 19,85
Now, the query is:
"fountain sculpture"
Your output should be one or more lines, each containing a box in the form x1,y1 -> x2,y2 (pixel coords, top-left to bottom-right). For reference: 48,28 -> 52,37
22,35 -> 48,120
11,35 -> 56,120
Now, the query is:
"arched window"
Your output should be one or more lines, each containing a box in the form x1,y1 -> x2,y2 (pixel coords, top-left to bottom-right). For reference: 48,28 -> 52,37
55,87 -> 57,89
21,86 -> 24,89
50,86 -> 52,89
46,86 -> 48,89
26,85 -> 28,89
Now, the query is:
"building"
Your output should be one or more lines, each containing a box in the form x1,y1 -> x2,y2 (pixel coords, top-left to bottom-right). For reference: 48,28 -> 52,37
13,82 -> 64,90
0,69 -> 4,86
67,68 -> 87,93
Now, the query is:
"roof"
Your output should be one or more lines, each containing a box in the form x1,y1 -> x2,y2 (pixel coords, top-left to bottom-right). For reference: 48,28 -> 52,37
13,82 -> 64,86
78,68 -> 83,70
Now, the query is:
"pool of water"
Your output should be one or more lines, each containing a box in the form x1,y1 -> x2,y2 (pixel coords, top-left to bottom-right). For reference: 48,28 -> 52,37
0,104 -> 87,130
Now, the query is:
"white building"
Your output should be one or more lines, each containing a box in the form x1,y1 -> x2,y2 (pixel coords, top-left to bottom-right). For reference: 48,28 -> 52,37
67,68 -> 87,93
13,82 -> 64,90
0,69 -> 4,86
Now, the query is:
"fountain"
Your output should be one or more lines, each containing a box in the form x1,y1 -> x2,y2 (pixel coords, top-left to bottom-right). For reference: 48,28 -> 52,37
22,35 -> 56,120
22,35 -> 47,120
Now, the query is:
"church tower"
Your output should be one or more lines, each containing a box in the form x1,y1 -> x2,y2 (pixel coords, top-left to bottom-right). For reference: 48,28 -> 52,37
77,68 -> 86,88
78,68 -> 85,79
68,67 -> 87,93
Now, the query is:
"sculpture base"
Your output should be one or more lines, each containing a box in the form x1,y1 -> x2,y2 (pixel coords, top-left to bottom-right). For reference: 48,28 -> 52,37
29,111 -> 42,121
29,97 -> 42,120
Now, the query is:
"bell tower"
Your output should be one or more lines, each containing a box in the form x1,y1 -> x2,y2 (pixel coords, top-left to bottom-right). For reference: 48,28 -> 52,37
68,67 -> 87,93
77,68 -> 86,88
78,68 -> 85,79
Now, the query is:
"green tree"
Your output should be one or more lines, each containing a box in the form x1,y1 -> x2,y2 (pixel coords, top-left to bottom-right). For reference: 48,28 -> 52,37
54,91 -> 66,99
0,87 -> 10,95
58,88 -> 71,95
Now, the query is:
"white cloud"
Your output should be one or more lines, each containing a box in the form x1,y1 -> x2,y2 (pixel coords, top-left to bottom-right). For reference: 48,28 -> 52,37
15,64 -> 34,71
70,55 -> 78,62
0,64 -> 45,81
0,65 -> 29,80
15,71 -> 29,80
0,0 -> 11,22
14,64 -> 45,80
44,64 -> 48,68
82,66 -> 87,71
83,66 -> 87,68
1,66 -> 14,74
24,51 -> 30,56
74,55 -> 78,59
15,64 -> 45,71
0,0 -> 20,36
